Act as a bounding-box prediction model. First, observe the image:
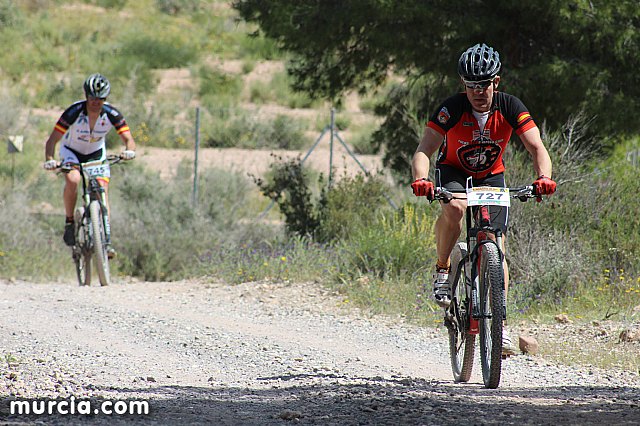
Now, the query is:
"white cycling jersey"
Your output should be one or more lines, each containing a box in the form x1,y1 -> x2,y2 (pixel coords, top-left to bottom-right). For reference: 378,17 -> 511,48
54,100 -> 130,156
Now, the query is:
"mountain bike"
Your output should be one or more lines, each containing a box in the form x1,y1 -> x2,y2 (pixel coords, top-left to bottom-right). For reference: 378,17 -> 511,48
434,179 -> 539,389
61,154 -> 123,287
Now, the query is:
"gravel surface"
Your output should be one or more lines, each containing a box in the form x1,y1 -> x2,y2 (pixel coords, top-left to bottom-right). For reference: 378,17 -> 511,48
0,278 -> 639,425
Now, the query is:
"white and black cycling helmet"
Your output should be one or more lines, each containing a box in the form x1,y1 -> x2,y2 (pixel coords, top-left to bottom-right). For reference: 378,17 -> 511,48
83,73 -> 111,98
457,43 -> 501,82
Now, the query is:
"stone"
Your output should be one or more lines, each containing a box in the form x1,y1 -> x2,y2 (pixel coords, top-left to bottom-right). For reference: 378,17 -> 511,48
554,314 -> 572,324
519,335 -> 539,355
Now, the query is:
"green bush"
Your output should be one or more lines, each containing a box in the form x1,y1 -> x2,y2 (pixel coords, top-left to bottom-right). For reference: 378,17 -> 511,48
84,0 -> 128,9
254,156 -> 320,238
200,235 -> 335,285
120,34 -> 198,69
335,203 -> 435,280
155,0 -> 201,15
317,173 -> 392,242
202,111 -> 306,150
111,161 -> 252,280
199,66 -> 243,100
0,0 -> 22,27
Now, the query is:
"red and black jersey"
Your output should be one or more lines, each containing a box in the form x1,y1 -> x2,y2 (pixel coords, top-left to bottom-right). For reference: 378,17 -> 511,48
427,92 -> 537,179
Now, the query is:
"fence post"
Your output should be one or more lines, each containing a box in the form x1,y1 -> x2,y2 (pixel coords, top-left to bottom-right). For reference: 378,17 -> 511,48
192,107 -> 200,207
329,108 -> 335,189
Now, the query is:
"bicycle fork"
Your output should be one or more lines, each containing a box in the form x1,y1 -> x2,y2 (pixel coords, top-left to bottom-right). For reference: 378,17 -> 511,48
90,180 -> 112,245
470,237 -> 507,324
99,192 -> 112,245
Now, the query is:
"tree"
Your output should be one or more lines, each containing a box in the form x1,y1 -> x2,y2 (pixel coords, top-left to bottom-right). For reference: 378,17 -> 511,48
233,0 -> 640,179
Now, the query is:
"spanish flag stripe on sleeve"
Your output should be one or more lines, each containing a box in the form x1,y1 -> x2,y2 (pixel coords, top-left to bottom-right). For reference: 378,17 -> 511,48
54,123 -> 67,134
116,125 -> 130,135
517,112 -> 531,124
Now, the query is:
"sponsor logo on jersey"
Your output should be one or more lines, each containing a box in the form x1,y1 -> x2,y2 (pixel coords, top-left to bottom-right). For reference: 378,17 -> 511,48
437,107 -> 450,124
457,144 -> 502,173
463,121 -> 474,127
456,129 -> 502,172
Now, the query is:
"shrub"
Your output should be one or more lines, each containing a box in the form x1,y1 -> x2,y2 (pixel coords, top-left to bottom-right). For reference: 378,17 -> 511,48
120,34 -> 198,69
202,111 -> 307,150
253,156 -> 320,238
111,161 -> 251,280
0,188 -> 69,281
317,173 -> 392,242
155,0 -> 201,15
335,203 -> 436,280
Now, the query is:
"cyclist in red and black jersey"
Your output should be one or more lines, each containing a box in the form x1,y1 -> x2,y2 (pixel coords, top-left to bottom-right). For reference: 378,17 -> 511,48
410,43 -> 557,354
43,74 -> 136,257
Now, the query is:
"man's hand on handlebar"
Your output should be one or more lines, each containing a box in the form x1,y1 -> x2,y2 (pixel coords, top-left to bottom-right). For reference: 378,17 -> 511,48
121,150 -> 136,161
532,175 -> 556,201
43,159 -> 57,170
411,178 -> 435,200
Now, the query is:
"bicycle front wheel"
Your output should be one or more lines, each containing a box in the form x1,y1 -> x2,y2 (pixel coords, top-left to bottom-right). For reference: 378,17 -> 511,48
447,242 -> 475,383
478,242 -> 504,389
73,207 -> 91,286
89,200 -> 110,286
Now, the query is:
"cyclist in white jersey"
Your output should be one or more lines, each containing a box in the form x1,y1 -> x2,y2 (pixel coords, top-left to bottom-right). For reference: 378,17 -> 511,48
43,73 -> 136,257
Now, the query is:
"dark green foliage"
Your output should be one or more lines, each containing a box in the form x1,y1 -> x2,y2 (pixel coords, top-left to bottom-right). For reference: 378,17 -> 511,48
254,156 -> 321,238
234,0 -> 640,177
84,0 -> 128,9
254,156 -> 393,241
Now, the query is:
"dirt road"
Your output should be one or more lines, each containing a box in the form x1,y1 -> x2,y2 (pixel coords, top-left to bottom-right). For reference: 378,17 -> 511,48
0,279 -> 639,425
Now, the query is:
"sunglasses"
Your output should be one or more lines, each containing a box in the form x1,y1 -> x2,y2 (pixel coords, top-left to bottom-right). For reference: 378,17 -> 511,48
463,79 -> 495,90
87,96 -> 107,101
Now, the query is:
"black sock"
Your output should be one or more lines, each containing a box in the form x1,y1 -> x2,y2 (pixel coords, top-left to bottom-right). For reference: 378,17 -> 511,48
65,216 -> 74,224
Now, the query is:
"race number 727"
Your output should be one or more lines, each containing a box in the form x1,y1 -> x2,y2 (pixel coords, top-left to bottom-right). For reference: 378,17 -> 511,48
466,186 -> 510,207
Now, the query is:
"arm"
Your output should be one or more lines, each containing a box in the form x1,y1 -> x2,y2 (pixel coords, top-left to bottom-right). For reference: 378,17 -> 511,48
411,126 -> 445,180
44,130 -> 64,161
518,126 -> 552,178
119,130 -> 136,152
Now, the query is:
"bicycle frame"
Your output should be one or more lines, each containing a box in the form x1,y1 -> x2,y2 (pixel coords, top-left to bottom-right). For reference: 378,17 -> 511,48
78,161 -> 111,245
438,179 -> 538,388
467,205 -> 505,328
66,155 -> 121,286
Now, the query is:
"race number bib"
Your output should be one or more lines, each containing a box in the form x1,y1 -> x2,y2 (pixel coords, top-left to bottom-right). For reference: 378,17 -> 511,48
84,163 -> 109,178
466,186 -> 510,207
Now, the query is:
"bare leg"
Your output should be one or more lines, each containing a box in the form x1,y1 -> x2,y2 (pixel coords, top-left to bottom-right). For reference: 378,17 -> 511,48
435,199 -> 466,266
63,170 -> 81,218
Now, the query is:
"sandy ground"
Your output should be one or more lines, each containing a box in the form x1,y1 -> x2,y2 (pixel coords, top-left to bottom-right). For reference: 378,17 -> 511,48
137,145 -> 385,181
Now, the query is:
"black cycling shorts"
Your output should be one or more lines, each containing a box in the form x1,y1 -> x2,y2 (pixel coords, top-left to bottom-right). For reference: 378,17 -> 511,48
435,164 -> 509,234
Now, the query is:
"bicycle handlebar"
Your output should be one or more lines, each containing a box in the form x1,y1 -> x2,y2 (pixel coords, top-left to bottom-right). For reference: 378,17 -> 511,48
55,154 -> 125,171
433,186 -> 538,203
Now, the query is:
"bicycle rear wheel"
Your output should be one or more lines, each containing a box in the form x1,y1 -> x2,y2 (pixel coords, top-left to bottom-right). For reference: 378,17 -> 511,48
73,208 -> 91,286
478,242 -> 504,389
89,200 -> 110,286
447,242 -> 476,383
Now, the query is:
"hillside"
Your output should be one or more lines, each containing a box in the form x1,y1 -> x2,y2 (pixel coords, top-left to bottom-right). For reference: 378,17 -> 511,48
1,0 -> 384,181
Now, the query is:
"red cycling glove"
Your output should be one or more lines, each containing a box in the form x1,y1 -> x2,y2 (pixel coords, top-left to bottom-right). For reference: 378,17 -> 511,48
533,175 -> 557,197
411,178 -> 435,200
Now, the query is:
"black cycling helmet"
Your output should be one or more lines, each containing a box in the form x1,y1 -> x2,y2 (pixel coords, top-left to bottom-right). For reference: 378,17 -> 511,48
457,43 -> 501,82
83,73 -> 111,98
